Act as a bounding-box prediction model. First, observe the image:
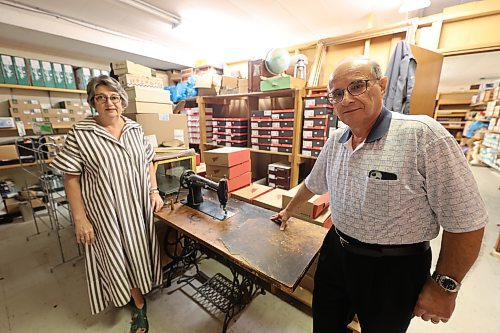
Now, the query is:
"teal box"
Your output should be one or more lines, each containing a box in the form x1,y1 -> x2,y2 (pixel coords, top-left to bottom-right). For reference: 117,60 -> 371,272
1,55 -> 17,84
90,68 -> 101,78
13,56 -> 30,85
62,64 -> 76,89
52,63 -> 66,89
27,59 -> 45,87
0,61 -> 4,83
41,61 -> 55,88
75,67 -> 91,90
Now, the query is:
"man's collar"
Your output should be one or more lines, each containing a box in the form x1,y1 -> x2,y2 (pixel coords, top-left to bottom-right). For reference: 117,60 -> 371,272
338,107 -> 392,144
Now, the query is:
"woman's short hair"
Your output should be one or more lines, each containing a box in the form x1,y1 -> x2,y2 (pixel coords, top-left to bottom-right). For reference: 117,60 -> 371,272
87,75 -> 129,109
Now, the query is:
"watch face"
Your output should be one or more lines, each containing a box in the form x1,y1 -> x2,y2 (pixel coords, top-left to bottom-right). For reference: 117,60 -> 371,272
439,276 -> 458,291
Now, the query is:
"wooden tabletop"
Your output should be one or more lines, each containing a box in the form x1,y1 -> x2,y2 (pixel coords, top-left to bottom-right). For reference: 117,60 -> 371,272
155,195 -> 328,293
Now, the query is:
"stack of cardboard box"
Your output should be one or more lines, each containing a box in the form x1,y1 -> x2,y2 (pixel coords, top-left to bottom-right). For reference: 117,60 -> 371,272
250,109 -> 294,153
9,99 -> 90,129
268,162 -> 291,190
185,107 -> 213,144
204,147 -> 251,192
302,93 -> 337,157
212,118 -> 248,147
282,185 -> 331,227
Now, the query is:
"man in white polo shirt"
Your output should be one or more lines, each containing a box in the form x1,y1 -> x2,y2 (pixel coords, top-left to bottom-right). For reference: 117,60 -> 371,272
272,56 -> 488,333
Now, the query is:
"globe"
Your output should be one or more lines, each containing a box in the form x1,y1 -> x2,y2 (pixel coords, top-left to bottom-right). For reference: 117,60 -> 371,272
264,48 -> 291,75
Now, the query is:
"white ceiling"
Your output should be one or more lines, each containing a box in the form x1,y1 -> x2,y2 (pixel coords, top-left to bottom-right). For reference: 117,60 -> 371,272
0,0 -> 492,90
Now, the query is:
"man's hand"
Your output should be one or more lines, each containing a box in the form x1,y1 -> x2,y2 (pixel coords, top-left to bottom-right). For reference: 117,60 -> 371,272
150,192 -> 164,212
271,209 -> 292,231
74,217 -> 95,244
413,277 -> 457,324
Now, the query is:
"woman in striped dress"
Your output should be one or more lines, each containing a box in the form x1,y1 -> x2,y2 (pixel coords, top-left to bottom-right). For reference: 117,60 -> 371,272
51,75 -> 163,333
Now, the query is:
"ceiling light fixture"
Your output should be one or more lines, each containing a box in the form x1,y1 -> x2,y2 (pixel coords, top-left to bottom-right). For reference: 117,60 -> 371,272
399,0 -> 431,13
116,0 -> 181,28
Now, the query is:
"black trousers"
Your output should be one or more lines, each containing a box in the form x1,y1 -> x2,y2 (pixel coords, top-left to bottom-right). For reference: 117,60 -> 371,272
312,228 -> 432,333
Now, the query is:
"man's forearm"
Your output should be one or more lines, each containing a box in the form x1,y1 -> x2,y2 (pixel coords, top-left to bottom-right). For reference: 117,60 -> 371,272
284,183 -> 315,213
435,228 -> 485,282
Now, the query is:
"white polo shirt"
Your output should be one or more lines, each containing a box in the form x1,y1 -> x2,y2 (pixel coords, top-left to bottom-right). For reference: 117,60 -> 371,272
305,107 -> 488,245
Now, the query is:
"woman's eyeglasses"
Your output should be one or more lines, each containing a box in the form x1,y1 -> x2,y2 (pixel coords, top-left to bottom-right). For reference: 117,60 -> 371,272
94,94 -> 121,104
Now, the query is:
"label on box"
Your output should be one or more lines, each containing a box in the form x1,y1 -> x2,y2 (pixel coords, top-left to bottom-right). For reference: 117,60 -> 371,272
174,129 -> 184,142
271,130 -> 279,136
158,113 -> 170,121
305,99 -> 316,107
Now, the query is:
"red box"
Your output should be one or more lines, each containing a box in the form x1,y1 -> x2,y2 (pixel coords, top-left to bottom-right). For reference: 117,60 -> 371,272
206,160 -> 251,179
203,147 -> 250,167
208,171 -> 252,192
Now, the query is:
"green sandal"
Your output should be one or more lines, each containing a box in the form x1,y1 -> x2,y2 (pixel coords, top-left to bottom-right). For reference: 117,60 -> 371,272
129,300 -> 148,333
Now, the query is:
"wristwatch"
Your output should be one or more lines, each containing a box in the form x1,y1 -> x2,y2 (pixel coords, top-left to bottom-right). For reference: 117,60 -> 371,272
149,188 -> 159,195
432,271 -> 461,293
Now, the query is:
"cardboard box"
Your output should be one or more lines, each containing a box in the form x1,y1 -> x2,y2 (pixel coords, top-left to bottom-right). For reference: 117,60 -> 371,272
125,86 -> 171,103
13,57 -> 30,85
282,186 -> 329,219
52,63 -> 66,89
0,145 -> 19,160
206,160 -> 251,179
238,78 -> 248,93
75,67 -> 92,90
221,76 -> 238,89
252,188 -> 288,212
119,74 -> 164,89
10,107 -> 43,118
112,60 -> 152,76
62,64 -> 76,89
124,101 -> 173,114
230,183 -> 273,203
126,113 -> 189,147
5,198 -> 21,214
27,59 -> 44,86
8,99 -> 41,108
1,55 -> 17,84
208,172 -> 251,192
197,87 -> 218,96
41,61 -> 55,88
203,147 -> 250,167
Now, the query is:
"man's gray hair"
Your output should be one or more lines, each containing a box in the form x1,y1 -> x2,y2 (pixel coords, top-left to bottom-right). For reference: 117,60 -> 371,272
328,56 -> 383,92
87,75 -> 128,109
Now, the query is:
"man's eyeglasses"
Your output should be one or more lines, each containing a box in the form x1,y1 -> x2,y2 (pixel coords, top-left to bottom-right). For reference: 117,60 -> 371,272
94,94 -> 121,104
327,79 -> 378,104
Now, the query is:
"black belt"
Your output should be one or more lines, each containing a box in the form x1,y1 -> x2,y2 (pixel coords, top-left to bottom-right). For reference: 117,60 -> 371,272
334,227 -> 430,258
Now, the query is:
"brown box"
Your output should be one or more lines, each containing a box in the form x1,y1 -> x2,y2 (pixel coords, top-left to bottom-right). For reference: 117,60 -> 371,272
5,198 -> 21,214
118,74 -> 164,89
203,147 -> 250,167
206,160 -> 251,179
248,59 -> 273,92
238,78 -> 248,93
8,99 -> 41,108
124,101 -> 173,114
208,172 -> 251,192
0,145 -> 19,160
10,107 -> 43,118
230,183 -> 273,203
253,188 -> 288,212
112,60 -> 152,76
221,76 -> 238,89
282,186 -> 329,219
125,86 -> 171,103
126,113 -> 189,147
197,88 -> 218,96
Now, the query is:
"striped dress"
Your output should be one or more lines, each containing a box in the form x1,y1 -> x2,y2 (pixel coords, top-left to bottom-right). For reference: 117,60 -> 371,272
51,116 -> 162,314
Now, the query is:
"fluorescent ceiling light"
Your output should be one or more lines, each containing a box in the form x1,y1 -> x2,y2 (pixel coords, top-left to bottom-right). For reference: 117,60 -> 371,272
399,0 -> 431,12
116,0 -> 181,28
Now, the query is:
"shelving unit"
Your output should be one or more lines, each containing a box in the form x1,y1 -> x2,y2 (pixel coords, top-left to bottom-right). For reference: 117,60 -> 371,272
0,84 -> 86,94
197,89 -> 305,188
434,90 -> 477,141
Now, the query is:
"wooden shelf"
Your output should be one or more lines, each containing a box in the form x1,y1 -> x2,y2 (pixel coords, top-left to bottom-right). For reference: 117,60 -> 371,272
0,159 -> 52,170
250,149 -> 291,157
443,125 -> 465,129
487,130 -> 500,134
300,155 -> 318,160
0,84 -> 86,94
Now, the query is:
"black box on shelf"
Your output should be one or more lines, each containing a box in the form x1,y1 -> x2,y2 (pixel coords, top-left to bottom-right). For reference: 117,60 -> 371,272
302,147 -> 321,157
251,120 -> 273,128
304,106 -> 333,117
251,129 -> 272,136
271,137 -> 293,145
271,120 -> 294,128
213,126 -> 248,134
251,137 -> 272,144
304,93 -> 329,107
212,118 -> 248,127
302,137 -> 327,149
271,109 -> 294,119
250,110 -> 272,117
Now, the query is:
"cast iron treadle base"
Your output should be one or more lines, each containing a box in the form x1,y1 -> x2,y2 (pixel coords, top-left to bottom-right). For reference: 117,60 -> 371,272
192,273 -> 233,314
180,199 -> 235,221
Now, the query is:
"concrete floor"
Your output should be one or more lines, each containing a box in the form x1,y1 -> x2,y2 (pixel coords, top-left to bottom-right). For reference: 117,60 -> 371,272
0,166 -> 498,333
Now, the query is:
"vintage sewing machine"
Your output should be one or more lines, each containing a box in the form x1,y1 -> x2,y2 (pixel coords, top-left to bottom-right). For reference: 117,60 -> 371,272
178,170 -> 235,220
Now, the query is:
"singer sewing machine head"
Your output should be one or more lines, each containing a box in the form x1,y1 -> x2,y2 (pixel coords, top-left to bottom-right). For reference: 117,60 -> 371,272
178,170 -> 235,220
